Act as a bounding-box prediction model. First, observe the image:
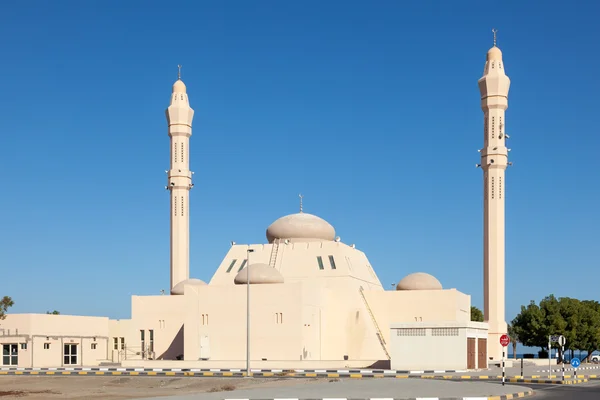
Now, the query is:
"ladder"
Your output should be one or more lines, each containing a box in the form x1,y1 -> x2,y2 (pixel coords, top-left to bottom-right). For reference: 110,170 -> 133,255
359,287 -> 391,360
268,240 -> 280,268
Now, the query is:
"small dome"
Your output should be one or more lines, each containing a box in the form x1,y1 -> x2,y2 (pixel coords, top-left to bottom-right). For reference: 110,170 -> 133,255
172,79 -> 187,93
396,272 -> 442,291
234,263 -> 284,285
171,278 -> 206,295
266,212 -> 335,243
487,46 -> 502,61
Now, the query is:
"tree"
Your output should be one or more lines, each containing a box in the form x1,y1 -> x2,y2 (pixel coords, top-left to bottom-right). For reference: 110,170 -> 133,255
46,310 -> 60,315
0,296 -> 14,320
471,306 -> 484,322
511,295 -> 600,361
511,300 -> 547,349
507,323 -> 518,359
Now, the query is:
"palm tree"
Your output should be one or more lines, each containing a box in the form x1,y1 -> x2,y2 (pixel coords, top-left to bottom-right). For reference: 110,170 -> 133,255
507,323 -> 518,359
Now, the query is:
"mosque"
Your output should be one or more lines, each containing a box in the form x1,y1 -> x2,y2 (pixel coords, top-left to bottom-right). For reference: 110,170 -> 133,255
0,34 -> 511,371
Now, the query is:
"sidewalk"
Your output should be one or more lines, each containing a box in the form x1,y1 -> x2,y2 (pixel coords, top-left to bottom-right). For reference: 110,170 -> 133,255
136,379 -> 533,400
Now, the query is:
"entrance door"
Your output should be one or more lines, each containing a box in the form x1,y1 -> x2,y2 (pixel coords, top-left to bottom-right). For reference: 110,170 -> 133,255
200,335 -> 210,359
467,338 -> 476,369
2,344 -> 18,366
477,338 -> 488,368
64,344 -> 78,365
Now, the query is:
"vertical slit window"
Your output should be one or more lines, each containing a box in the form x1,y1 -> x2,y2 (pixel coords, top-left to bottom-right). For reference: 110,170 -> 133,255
181,143 -> 184,164
238,259 -> 247,272
491,177 -> 495,199
317,256 -> 324,270
181,196 -> 184,216
226,259 -> 237,273
491,116 -> 495,139
174,197 -> 177,216
174,143 -> 178,163
328,255 -> 337,269
499,177 -> 502,199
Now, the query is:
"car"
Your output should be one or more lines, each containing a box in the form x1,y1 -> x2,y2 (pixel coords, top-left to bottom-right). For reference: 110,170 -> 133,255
591,354 -> 600,363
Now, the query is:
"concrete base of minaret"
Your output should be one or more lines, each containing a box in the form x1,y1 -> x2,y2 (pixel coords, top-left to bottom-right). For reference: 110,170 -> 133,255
486,322 -> 508,362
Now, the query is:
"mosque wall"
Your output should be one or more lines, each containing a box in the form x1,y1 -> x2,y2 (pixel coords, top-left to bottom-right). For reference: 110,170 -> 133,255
363,289 -> 471,347
126,295 -> 188,361
183,283 -> 303,362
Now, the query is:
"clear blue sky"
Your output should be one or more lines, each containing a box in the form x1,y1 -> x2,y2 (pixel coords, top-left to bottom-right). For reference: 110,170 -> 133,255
1,1 -> 598,354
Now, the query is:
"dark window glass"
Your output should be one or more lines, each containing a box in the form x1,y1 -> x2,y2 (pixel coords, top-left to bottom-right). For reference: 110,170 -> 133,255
328,255 -> 337,270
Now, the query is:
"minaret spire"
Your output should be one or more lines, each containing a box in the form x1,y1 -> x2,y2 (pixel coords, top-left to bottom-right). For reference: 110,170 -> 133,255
166,71 -> 195,294
299,194 -> 304,213
478,33 -> 511,361
177,64 -> 182,80
492,28 -> 497,47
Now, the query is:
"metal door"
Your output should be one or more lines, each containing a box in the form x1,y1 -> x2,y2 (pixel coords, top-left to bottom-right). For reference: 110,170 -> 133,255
467,338 -> 476,369
64,343 -> 78,365
477,338 -> 488,368
200,335 -> 210,359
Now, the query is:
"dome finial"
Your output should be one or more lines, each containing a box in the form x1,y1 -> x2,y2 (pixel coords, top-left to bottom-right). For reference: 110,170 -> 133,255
492,28 -> 497,47
177,64 -> 182,80
299,193 -> 304,213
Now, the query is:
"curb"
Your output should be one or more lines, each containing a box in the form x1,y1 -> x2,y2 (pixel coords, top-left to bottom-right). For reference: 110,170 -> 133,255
536,365 -> 600,373
0,367 -> 465,374
0,370 -> 593,382
221,392 -> 534,400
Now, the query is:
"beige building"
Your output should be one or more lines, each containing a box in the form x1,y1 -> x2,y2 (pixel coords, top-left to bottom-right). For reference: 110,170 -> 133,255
1,36 -> 511,371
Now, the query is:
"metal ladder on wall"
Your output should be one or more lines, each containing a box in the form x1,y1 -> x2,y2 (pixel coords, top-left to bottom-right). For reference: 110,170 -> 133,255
268,240 -> 280,267
359,287 -> 391,360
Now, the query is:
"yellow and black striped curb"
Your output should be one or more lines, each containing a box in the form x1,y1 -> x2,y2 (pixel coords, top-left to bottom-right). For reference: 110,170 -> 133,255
486,391 -> 534,400
0,370 -> 592,383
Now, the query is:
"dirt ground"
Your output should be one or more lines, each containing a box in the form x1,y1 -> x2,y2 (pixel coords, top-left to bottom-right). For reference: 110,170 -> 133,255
0,375 -> 333,399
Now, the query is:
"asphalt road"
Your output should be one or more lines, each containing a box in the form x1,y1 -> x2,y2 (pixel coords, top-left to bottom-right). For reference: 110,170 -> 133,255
504,380 -> 600,399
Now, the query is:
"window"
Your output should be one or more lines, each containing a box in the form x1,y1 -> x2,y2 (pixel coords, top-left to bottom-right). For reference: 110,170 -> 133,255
180,143 -> 184,164
202,314 -> 209,325
91,343 -> 97,350
120,337 -> 125,350
238,259 -> 247,272
63,344 -> 78,365
275,312 -> 283,324
44,343 -> 50,350
181,196 -> 184,216
149,330 -> 154,353
316,256 -> 324,270
20,343 -> 27,350
2,344 -> 18,366
432,328 -> 459,336
328,255 -> 337,270
174,143 -> 178,163
226,259 -> 237,273
140,330 -> 145,354
396,328 -> 426,336
113,337 -> 118,350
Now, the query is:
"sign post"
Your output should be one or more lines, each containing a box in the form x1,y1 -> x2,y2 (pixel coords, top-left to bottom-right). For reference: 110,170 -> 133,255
558,335 -> 566,381
571,357 -> 581,379
500,334 -> 510,386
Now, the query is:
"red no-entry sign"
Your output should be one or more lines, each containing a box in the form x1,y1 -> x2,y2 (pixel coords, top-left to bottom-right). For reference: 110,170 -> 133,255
500,334 -> 510,347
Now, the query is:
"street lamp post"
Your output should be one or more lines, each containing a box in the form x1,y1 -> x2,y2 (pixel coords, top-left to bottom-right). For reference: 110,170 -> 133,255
246,248 -> 254,378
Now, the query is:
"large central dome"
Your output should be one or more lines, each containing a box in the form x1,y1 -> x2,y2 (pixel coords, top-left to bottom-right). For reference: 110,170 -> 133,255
266,212 -> 336,243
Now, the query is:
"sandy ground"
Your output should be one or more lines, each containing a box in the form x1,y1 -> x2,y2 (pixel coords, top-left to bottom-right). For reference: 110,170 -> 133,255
0,376 -> 332,400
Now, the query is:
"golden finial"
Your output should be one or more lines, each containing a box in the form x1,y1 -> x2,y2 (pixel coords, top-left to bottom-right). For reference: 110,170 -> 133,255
492,28 -> 498,47
299,194 -> 304,213
177,65 -> 182,80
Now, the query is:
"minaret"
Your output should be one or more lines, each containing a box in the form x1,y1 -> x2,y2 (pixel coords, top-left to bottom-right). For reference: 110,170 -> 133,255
166,66 -> 195,294
478,30 -> 510,361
